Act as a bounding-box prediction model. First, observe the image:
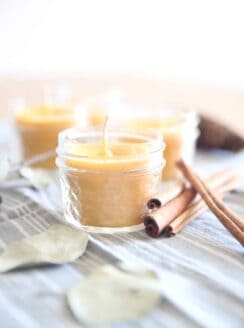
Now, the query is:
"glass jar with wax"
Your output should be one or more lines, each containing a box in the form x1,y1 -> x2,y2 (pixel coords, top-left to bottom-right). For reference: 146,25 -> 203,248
56,126 -> 165,233
117,106 -> 199,180
13,102 -> 77,169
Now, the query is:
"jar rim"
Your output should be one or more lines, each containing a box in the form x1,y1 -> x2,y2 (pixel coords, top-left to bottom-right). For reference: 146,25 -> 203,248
111,104 -> 199,127
56,127 -> 165,161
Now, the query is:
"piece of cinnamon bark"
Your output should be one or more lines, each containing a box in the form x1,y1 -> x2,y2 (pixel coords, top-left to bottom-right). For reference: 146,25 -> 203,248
143,167 -> 236,238
177,160 -> 244,246
198,114 -> 244,152
165,176 -> 239,237
147,181 -> 185,209
144,189 -> 196,238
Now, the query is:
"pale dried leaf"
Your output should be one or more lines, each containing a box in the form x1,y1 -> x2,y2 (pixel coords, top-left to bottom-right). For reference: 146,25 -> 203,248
67,264 -> 161,325
20,167 -> 57,189
0,224 -> 88,272
118,261 -> 156,278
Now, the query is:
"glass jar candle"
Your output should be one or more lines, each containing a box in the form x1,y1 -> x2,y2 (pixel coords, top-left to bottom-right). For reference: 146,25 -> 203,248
56,128 -> 165,233
14,104 -> 76,169
118,107 -> 199,180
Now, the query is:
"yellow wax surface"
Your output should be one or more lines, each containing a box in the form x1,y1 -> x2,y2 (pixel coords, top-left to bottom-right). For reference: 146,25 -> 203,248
66,141 -> 153,172
15,106 -> 74,124
15,106 -> 75,169
61,135 -> 163,228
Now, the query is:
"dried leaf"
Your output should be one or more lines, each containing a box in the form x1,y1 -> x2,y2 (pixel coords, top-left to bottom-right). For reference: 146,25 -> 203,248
67,264 -> 161,325
0,224 -> 88,272
20,167 -> 57,189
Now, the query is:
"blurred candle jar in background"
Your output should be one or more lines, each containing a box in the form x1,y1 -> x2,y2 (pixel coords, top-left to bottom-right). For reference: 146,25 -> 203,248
85,88 -> 122,127
117,106 -> 199,180
12,87 -> 87,169
56,128 -> 165,233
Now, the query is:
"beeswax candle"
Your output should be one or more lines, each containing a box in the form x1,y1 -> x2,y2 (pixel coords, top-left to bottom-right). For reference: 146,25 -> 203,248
14,106 -> 75,169
122,110 -> 199,180
56,128 -> 164,232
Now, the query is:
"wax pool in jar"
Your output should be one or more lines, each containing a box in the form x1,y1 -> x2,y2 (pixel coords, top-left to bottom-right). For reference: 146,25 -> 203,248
14,106 -> 75,169
123,111 -> 199,180
56,126 -> 165,232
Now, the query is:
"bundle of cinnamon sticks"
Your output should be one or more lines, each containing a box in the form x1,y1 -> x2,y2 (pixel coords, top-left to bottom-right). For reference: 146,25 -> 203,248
143,160 -> 244,246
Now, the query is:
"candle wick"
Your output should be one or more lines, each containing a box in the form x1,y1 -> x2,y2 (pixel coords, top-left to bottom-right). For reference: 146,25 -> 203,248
102,116 -> 113,157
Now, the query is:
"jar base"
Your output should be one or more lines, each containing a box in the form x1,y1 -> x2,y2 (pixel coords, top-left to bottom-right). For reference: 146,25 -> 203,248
65,217 -> 144,234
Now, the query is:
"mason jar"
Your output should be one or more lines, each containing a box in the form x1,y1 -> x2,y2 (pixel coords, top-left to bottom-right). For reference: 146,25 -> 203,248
56,128 -> 165,233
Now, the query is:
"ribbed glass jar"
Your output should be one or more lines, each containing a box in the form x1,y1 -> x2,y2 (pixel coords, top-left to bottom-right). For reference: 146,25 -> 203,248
56,128 -> 165,233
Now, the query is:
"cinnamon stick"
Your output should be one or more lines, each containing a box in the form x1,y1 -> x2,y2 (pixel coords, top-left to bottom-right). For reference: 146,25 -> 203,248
196,179 -> 244,232
147,181 -> 185,209
143,168 -> 236,238
144,189 -> 195,237
147,167 -> 235,210
165,176 -> 239,237
177,160 -> 244,246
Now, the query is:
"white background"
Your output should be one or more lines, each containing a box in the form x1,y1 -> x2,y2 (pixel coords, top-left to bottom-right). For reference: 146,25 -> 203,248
0,0 -> 244,86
